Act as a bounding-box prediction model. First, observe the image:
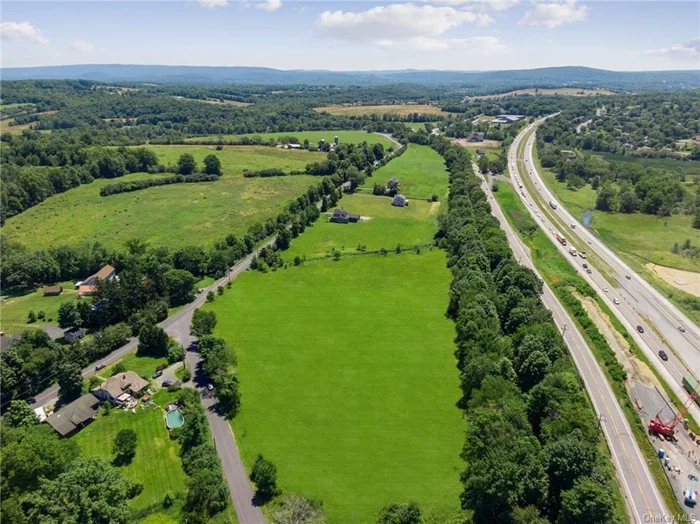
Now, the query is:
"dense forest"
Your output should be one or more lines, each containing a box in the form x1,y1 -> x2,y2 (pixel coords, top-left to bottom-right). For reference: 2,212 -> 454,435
430,134 -> 619,523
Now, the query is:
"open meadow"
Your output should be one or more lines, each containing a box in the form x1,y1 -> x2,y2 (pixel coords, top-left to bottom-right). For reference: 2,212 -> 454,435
284,193 -> 440,260
2,154 -> 321,250
184,130 -> 393,148
314,104 -> 448,117
206,251 -> 464,523
0,280 -> 78,335
359,144 -> 449,199
468,87 -> 615,100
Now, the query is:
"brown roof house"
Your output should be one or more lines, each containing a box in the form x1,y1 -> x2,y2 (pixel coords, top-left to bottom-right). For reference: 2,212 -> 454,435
78,265 -> 116,295
47,393 -> 100,437
92,371 -> 149,406
42,285 -> 63,296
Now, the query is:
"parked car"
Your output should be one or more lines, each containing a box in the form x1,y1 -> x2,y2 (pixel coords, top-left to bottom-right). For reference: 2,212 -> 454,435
95,363 -> 106,371
679,325 -> 686,333
152,369 -> 163,379
162,380 -> 174,387
658,350 -> 668,361
636,325 -> 644,334
207,383 -> 214,392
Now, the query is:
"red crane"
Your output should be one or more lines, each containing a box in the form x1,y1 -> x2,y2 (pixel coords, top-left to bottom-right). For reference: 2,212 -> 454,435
648,392 -> 697,439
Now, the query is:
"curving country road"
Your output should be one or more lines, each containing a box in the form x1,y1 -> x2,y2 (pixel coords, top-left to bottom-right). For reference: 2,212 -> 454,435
509,118 -> 700,424
479,163 -> 669,523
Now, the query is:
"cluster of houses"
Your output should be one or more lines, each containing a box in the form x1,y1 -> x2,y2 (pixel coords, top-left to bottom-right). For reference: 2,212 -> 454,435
329,176 -> 409,224
46,371 -> 149,437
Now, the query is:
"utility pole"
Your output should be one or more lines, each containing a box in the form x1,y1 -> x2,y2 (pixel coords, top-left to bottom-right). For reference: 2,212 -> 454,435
597,414 -> 604,435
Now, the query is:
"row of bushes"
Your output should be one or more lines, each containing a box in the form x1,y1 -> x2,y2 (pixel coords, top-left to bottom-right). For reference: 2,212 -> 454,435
242,168 -> 305,178
100,173 -> 220,196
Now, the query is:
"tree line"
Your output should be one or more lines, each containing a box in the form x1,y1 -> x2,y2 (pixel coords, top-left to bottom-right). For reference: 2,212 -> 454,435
429,133 -> 619,523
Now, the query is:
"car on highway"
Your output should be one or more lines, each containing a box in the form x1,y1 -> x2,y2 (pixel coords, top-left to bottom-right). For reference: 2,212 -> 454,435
636,325 -> 644,334
603,287 -> 608,293
163,380 -> 174,387
152,369 -> 163,379
579,251 -> 587,259
625,274 -> 631,280
582,263 -> 588,269
95,363 -> 106,371
658,350 -> 668,361
679,325 -> 686,333
570,223 -> 576,229
613,298 -> 620,305
586,268 -> 592,274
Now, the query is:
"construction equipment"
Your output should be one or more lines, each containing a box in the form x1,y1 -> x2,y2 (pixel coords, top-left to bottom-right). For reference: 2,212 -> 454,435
648,392 -> 698,440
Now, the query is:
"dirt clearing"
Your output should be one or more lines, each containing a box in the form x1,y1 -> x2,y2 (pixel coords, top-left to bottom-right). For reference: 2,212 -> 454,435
646,263 -> 700,298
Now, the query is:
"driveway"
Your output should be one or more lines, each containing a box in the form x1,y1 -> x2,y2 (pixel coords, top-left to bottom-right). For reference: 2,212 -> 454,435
153,361 -> 183,387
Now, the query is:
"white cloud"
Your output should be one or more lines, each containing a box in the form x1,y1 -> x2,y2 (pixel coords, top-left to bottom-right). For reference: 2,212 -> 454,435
70,39 -> 94,52
197,0 -> 228,8
390,35 -> 508,52
0,21 -> 48,44
518,0 -> 588,29
643,38 -> 700,62
242,0 -> 282,11
316,4 -> 494,50
429,0 -> 520,11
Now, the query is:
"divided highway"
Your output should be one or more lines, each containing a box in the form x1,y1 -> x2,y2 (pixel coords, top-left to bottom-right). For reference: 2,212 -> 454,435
510,119 -> 700,423
479,164 -> 669,522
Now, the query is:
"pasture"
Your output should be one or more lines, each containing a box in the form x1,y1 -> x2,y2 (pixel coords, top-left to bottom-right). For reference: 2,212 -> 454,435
206,251 -> 464,523
2,170 -> 319,250
284,193 -> 439,260
72,389 -> 188,510
314,104 -> 447,117
359,144 -> 449,199
469,87 -> 615,100
0,281 -> 77,335
184,130 -> 393,149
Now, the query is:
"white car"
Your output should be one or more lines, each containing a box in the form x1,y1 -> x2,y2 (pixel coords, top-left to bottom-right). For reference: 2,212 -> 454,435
603,287 -> 608,293
613,298 -> 620,305
679,325 -> 686,333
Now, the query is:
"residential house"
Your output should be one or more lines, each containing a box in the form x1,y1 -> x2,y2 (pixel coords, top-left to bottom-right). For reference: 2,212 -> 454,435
64,327 -> 87,343
78,265 -> 116,295
42,285 -> 63,296
466,133 -> 484,142
92,371 -> 149,405
46,393 -> 100,437
330,207 -> 360,224
392,194 -> 409,207
387,178 -> 400,190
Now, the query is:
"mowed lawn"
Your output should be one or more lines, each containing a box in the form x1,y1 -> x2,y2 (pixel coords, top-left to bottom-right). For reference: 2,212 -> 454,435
284,193 -> 440,260
72,390 -> 187,510
359,144 -> 449,200
206,252 -> 465,523
140,145 -> 324,174
0,281 -> 78,335
315,104 -> 447,117
533,148 -> 700,271
2,171 -> 319,249
185,130 -> 393,149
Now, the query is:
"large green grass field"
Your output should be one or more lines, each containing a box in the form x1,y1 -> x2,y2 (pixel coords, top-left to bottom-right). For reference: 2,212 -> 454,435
206,252 -> 464,523
185,130 -> 393,149
591,152 -> 700,178
140,144 -> 324,174
2,171 -> 319,250
72,389 -> 187,511
284,193 -> 440,260
533,147 -> 700,272
0,281 -> 78,335
359,144 -> 449,200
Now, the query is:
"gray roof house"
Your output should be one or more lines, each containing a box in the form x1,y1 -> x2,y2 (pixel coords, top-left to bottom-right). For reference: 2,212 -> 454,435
46,393 -> 100,437
64,327 -> 87,343
92,371 -> 149,404
387,177 -> 400,189
330,207 -> 360,224
392,194 -> 409,207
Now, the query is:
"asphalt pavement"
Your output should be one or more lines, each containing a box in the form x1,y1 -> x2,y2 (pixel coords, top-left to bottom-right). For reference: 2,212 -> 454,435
480,164 -> 669,522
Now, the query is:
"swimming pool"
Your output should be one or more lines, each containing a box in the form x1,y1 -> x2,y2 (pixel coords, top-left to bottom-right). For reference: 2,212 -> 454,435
165,408 -> 184,429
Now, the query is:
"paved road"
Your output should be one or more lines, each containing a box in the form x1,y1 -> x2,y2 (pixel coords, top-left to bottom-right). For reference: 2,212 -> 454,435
510,119 -> 700,423
479,164 -> 669,523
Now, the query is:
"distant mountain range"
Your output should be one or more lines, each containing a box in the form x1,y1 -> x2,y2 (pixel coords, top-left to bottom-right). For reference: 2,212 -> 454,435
2,65 -> 699,90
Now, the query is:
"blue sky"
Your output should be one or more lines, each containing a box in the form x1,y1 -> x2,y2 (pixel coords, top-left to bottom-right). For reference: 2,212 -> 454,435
1,1 -> 699,71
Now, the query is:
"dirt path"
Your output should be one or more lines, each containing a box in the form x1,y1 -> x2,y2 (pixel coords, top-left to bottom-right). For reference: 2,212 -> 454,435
646,263 -> 700,298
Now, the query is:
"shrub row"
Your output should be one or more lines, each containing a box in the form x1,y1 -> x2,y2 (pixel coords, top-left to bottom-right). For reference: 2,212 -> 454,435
100,173 -> 220,196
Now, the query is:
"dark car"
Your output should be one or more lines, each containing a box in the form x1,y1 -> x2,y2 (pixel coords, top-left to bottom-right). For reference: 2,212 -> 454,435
586,268 -> 592,274
658,350 -> 668,361
162,380 -> 174,387
636,325 -> 644,334
583,263 -> 588,269
152,369 -> 163,379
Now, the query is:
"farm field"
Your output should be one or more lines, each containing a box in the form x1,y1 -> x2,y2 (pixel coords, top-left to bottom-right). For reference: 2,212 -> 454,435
205,251 -> 464,523
0,281 -> 78,335
2,170 -> 318,250
72,389 -> 188,511
469,87 -> 615,100
184,130 -> 393,148
314,104 -> 447,117
284,193 -> 439,260
137,144 -> 324,175
533,148 -> 700,272
359,144 -> 449,199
